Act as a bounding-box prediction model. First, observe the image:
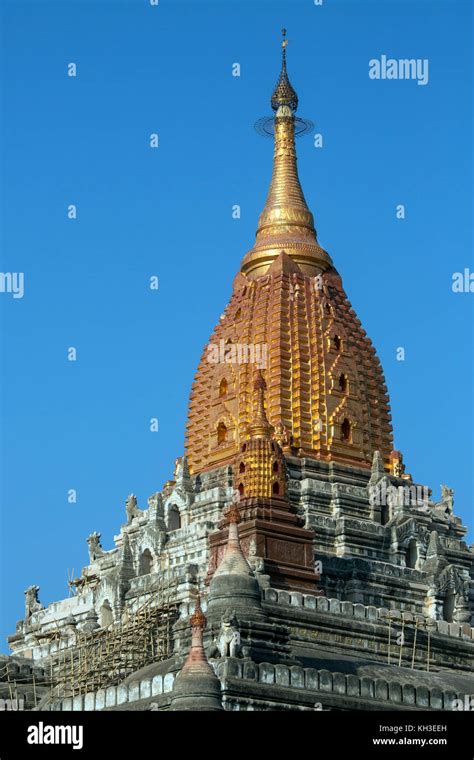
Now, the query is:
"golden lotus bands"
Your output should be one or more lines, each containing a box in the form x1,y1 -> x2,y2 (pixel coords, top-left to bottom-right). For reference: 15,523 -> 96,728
186,41 -> 393,475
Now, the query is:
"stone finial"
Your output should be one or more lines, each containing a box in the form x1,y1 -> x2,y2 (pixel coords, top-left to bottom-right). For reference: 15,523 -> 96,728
423,530 -> 448,576
148,492 -> 167,531
426,530 -> 444,560
169,596 -> 223,712
227,504 -> 241,526
369,450 -> 385,484
170,455 -> 194,504
189,595 -> 206,629
118,533 -> 134,580
174,455 -> 192,487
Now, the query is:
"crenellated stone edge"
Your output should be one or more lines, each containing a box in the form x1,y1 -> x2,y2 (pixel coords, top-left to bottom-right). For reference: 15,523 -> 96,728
216,658 -> 471,710
49,661 -> 471,711
261,589 -> 474,640
49,672 -> 175,712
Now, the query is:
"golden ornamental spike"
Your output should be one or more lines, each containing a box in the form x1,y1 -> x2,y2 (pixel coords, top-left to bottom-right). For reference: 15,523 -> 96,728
244,31 -> 331,278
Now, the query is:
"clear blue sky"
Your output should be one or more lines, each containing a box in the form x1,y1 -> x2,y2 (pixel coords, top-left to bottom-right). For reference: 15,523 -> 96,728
0,0 -> 472,652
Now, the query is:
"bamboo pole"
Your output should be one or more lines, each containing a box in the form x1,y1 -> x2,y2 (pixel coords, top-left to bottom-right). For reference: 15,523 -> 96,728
387,613 -> 391,665
6,664 -> 13,701
398,614 -> 405,667
411,619 -> 418,669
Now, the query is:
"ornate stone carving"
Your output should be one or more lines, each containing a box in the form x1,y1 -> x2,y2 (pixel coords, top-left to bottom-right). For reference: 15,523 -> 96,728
339,518 -> 384,536
395,518 -> 428,546
125,494 -> 141,523
273,422 -> 291,449
208,609 -> 241,658
24,585 -> 43,620
171,456 -> 194,502
439,485 -> 454,515
87,532 -> 105,562
246,538 -> 265,573
389,450 -> 406,478
435,565 -> 464,595
288,479 -> 301,491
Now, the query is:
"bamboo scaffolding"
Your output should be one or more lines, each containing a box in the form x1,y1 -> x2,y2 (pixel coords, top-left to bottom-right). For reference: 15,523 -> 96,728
382,611 -> 435,672
44,576 -> 178,704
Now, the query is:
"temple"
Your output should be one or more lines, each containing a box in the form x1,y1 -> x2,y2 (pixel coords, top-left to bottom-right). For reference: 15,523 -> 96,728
2,32 -> 473,712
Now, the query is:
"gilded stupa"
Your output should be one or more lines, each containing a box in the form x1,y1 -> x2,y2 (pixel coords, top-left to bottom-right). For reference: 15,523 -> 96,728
186,31 -> 393,475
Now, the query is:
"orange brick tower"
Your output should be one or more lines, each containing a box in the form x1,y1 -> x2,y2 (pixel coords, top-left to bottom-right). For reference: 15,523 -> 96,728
186,33 -> 393,478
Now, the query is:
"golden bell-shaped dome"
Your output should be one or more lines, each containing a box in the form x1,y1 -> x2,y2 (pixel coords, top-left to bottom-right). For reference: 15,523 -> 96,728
185,37 -> 393,475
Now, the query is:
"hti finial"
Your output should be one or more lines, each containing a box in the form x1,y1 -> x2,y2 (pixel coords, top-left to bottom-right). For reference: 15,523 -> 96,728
227,504 -> 241,525
271,28 -> 298,113
248,369 -> 273,440
189,594 -> 206,628
254,368 -> 266,392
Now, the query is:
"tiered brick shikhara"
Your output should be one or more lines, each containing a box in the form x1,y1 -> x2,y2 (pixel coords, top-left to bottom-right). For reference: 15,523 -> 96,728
2,32 -> 473,712
186,30 -> 392,474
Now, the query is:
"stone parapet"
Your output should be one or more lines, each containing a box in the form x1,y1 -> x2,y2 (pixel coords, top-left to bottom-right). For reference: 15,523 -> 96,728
263,589 -> 474,641
216,658 -> 466,711
48,672 -> 176,712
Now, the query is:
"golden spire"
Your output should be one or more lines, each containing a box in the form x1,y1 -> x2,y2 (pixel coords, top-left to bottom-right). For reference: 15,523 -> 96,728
241,30 -> 332,280
248,370 -> 273,440
185,32 -> 394,478
189,594 -> 206,629
271,29 -> 298,112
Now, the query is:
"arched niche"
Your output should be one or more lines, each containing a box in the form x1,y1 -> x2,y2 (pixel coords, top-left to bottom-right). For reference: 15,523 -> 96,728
139,548 -> 154,576
167,505 -> 181,531
99,600 -> 114,629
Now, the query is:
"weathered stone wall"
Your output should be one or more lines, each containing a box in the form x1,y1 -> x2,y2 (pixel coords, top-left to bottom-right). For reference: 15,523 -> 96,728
48,672 -> 175,712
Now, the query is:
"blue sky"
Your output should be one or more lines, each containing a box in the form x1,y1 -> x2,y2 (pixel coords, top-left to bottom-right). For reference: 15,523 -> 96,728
0,0 -> 472,651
